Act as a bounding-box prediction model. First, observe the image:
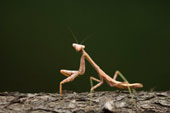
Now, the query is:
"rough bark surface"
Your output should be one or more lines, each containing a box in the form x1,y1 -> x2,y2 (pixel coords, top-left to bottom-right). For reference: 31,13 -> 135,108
0,91 -> 170,113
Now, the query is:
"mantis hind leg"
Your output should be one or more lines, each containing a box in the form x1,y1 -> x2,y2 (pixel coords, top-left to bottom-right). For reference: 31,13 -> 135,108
113,70 -> 129,84
113,70 -> 122,80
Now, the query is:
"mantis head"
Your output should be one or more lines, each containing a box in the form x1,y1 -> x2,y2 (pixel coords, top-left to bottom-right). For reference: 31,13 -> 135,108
72,43 -> 85,52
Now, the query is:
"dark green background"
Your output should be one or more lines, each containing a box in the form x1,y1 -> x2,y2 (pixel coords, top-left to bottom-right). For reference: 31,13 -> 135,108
0,1 -> 170,93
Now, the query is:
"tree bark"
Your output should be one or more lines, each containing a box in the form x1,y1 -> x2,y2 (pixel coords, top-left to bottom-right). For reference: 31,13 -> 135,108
0,91 -> 170,113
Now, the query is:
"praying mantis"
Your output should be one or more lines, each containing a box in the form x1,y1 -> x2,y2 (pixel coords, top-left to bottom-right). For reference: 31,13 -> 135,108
59,41 -> 143,96
59,44 -> 143,96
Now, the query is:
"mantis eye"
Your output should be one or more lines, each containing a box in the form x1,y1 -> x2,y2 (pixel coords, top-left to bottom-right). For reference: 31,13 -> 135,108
82,45 -> 85,49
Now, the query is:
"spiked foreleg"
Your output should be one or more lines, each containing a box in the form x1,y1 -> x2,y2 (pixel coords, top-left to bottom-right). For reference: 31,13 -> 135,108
59,53 -> 85,96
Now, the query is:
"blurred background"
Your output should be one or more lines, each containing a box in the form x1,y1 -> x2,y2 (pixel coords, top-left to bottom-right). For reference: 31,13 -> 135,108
0,1 -> 170,93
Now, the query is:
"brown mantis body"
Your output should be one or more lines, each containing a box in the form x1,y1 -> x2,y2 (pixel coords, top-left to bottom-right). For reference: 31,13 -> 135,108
60,43 -> 143,96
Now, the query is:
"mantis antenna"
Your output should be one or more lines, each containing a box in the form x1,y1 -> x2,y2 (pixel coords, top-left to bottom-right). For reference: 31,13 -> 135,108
68,27 -> 79,44
80,33 -> 95,44
68,27 -> 94,44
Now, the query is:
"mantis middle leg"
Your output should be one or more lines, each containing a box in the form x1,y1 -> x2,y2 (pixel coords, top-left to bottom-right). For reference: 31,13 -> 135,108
90,76 -> 103,92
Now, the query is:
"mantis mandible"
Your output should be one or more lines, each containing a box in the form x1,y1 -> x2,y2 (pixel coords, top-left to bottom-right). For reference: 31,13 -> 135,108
60,43 -> 143,96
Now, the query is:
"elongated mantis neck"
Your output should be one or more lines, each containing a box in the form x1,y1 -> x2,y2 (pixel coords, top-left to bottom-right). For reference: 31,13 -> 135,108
82,49 -> 105,75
